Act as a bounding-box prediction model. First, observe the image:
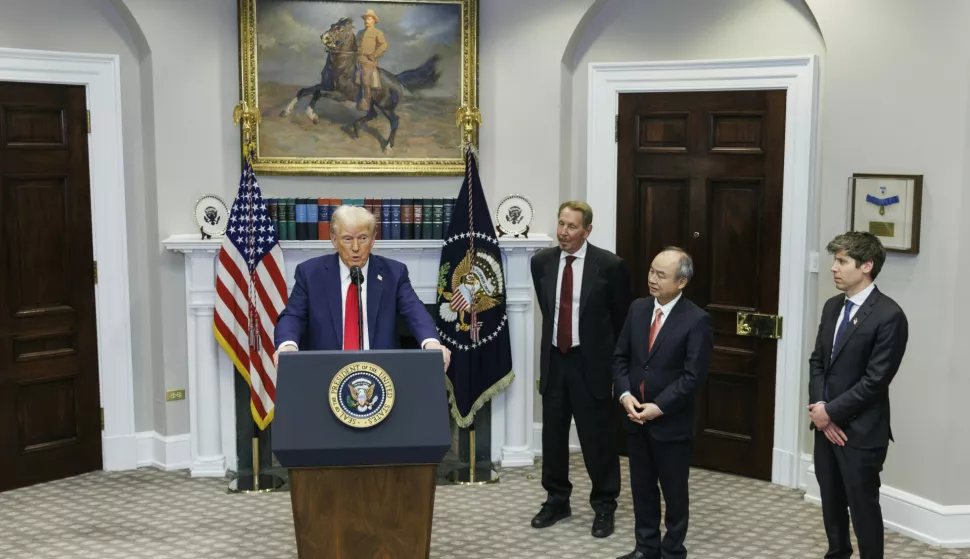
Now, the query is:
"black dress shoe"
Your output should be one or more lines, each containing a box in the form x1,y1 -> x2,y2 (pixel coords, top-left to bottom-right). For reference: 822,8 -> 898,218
591,512 -> 614,538
530,504 -> 571,528
615,551 -> 650,559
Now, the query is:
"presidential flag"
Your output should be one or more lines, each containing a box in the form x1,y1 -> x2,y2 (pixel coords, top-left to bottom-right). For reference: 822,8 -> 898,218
435,144 -> 513,427
213,155 -> 289,430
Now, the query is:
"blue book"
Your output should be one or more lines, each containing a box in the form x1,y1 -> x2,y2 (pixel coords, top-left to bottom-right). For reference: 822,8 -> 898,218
432,198 -> 444,240
443,197 -> 455,239
390,197 -> 402,240
306,199 -> 319,240
381,198 -> 391,239
294,198 -> 307,240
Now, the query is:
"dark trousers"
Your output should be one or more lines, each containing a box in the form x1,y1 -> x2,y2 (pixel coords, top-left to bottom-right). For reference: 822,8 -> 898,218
814,430 -> 887,559
541,347 -> 620,514
627,430 -> 691,559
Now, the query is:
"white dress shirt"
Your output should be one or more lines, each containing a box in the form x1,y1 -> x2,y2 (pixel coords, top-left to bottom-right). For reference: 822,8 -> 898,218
279,257 -> 437,351
619,291 -> 682,406
832,282 -> 875,349
815,282 -> 876,405
551,240 -> 587,349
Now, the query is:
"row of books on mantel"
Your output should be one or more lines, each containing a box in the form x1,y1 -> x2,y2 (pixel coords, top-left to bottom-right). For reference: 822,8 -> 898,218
266,197 -> 458,241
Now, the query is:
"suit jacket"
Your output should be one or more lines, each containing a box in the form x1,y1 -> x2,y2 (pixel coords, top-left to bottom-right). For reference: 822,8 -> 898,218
808,287 -> 908,449
274,253 -> 437,351
613,296 -> 713,441
531,243 -> 630,400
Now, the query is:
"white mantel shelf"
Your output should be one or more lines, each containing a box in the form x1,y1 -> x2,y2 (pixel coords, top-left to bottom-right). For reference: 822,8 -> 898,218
163,233 -> 553,477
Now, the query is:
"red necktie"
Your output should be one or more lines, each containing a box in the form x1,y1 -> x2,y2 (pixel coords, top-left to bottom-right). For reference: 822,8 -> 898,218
557,255 -> 577,353
648,308 -> 663,352
344,282 -> 360,350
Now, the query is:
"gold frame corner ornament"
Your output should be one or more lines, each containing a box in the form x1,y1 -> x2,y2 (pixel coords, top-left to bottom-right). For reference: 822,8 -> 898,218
237,0 -> 479,176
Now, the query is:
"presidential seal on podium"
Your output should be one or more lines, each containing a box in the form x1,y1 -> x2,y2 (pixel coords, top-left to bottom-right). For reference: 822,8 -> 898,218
329,362 -> 396,428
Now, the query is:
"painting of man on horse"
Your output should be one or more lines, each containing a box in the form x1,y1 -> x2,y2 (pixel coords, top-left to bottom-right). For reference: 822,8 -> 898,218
256,1 -> 462,158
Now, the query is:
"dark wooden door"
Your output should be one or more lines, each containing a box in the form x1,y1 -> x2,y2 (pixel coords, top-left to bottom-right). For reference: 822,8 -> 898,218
615,90 -> 785,480
0,81 -> 101,491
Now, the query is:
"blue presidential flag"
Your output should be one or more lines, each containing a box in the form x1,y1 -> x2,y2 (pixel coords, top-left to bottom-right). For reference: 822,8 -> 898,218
435,145 -> 513,427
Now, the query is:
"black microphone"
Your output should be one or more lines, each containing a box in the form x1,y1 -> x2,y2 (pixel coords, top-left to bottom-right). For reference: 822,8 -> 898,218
350,266 -> 365,350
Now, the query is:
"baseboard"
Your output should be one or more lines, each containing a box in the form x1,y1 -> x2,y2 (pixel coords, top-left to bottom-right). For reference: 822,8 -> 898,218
101,433 -> 138,470
800,453 -> 970,548
136,431 -> 191,471
531,422 -> 581,457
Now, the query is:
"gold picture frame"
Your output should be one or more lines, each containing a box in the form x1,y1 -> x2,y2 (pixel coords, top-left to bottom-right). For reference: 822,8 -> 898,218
238,0 -> 478,176
849,173 -> 923,254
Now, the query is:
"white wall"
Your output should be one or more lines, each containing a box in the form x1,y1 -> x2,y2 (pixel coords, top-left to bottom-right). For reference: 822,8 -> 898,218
0,0 -> 161,434
562,0 -> 825,202
808,0 -> 970,506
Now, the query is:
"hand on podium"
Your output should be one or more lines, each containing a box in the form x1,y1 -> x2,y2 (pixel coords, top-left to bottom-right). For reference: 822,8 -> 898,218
274,344 -> 297,368
423,340 -> 452,372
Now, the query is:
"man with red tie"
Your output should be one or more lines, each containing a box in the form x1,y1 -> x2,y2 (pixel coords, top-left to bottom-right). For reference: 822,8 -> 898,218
530,201 -> 631,539
613,248 -> 712,559
273,205 -> 451,371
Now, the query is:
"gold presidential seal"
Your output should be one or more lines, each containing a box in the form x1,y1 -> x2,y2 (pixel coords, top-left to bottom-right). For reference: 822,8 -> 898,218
329,362 -> 395,428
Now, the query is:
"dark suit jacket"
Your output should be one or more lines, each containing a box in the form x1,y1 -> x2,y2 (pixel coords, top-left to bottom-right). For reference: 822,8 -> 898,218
613,296 -> 713,441
808,286 -> 908,449
274,253 -> 437,350
531,243 -> 630,400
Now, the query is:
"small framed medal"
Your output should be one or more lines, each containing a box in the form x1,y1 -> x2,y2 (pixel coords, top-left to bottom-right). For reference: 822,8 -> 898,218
850,173 -> 923,254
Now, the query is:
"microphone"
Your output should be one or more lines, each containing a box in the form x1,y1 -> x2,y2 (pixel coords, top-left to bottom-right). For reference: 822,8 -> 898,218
350,266 -> 365,350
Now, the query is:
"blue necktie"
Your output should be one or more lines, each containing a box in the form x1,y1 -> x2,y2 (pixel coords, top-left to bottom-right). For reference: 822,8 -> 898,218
825,300 -> 855,399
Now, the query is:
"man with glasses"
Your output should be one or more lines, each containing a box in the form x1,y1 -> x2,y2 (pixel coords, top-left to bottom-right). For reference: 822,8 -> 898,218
274,205 -> 451,372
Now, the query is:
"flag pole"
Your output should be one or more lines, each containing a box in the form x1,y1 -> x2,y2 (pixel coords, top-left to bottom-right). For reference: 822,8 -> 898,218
226,100 -> 284,495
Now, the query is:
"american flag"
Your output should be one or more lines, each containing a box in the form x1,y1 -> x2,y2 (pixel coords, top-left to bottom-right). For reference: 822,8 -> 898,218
213,156 -> 288,430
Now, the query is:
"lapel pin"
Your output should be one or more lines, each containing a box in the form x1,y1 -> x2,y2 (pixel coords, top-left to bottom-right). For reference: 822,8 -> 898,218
377,274 -> 383,281
852,318 -> 858,325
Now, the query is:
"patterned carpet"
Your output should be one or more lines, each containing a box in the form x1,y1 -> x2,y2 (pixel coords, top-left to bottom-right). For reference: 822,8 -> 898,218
1,455 -> 968,559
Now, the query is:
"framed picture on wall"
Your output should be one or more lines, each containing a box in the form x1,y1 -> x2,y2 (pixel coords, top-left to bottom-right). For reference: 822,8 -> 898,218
849,173 -> 923,254
238,0 -> 478,176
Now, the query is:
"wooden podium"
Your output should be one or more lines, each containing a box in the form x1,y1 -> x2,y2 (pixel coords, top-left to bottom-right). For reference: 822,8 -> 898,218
273,350 -> 451,559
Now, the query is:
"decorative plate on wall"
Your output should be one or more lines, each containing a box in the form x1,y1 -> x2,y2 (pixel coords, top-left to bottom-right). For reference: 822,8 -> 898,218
495,194 -> 534,237
194,194 -> 230,237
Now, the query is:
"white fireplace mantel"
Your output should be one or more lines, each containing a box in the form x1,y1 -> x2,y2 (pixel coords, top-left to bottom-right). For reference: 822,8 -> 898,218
162,234 -> 552,476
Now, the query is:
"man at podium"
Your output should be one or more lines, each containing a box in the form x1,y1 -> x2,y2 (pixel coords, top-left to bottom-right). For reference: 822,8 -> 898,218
274,205 -> 451,371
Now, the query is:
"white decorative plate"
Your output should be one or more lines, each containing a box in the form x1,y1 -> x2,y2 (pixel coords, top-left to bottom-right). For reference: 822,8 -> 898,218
495,194 -> 534,236
194,194 -> 229,237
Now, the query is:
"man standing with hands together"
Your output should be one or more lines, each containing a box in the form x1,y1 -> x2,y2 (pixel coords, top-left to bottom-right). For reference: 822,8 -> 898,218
613,247 -> 712,559
809,231 -> 908,559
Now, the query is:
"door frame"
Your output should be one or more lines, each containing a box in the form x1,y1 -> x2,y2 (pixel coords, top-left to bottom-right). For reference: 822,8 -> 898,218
0,47 -> 136,470
587,56 -> 819,488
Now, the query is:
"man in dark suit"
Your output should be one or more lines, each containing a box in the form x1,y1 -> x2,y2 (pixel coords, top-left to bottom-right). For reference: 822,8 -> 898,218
809,231 -> 908,559
273,205 -> 451,370
530,201 -> 630,538
613,247 -> 712,559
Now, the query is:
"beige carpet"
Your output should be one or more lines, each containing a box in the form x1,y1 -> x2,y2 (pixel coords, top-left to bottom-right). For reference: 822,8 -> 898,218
1,454 -> 967,559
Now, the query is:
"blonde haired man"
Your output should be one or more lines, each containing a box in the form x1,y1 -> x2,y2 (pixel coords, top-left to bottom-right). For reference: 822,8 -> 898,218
275,206 -> 451,371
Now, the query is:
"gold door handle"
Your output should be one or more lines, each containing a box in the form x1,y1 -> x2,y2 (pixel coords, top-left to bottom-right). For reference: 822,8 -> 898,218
736,312 -> 783,339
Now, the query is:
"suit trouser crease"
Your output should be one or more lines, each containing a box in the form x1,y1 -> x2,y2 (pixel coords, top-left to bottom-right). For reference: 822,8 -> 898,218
627,430 -> 691,559
813,430 -> 886,559
541,348 -> 620,514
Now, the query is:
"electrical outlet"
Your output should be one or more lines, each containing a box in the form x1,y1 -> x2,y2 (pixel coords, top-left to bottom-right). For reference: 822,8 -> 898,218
166,389 -> 186,402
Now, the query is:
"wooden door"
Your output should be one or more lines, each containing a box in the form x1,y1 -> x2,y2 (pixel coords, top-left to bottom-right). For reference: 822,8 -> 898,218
615,90 -> 785,480
0,81 -> 101,491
